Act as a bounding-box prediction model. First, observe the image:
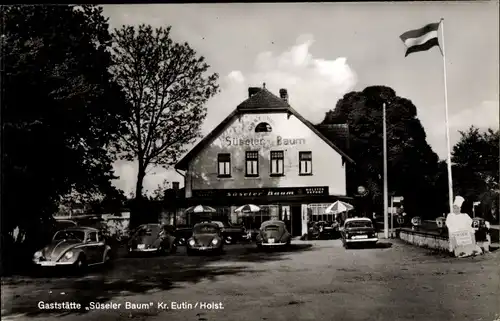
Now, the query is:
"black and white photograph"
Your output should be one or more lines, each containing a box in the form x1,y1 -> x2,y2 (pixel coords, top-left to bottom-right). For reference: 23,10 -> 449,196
1,2 -> 499,321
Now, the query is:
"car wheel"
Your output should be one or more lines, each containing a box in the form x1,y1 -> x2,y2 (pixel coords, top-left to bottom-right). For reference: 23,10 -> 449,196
224,236 -> 232,245
186,248 -> 194,256
256,244 -> 263,251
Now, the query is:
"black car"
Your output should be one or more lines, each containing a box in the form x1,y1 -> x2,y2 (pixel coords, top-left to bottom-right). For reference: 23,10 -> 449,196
308,221 -> 339,240
211,221 -> 246,244
186,222 -> 224,255
341,218 -> 378,249
256,220 -> 292,249
127,224 -> 177,255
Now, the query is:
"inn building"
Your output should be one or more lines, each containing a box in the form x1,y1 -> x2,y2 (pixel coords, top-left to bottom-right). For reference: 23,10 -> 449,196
175,85 -> 358,237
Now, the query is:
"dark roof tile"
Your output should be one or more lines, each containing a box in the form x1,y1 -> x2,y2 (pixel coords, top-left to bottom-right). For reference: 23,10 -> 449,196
237,88 -> 290,110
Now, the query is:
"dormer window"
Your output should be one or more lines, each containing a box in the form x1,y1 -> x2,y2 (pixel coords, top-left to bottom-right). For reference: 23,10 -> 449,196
255,122 -> 272,133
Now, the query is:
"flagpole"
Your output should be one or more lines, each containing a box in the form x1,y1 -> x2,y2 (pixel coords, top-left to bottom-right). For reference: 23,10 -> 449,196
383,102 -> 389,239
440,18 -> 454,214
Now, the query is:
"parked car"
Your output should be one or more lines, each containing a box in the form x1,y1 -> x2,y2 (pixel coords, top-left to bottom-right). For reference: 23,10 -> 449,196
175,226 -> 194,245
32,227 -> 112,271
127,224 -> 177,255
211,221 -> 246,244
242,228 -> 259,242
308,221 -> 339,240
256,220 -> 292,249
340,217 -> 378,249
186,222 -> 224,255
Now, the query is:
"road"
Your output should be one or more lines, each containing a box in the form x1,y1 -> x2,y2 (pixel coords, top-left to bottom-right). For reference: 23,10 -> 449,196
2,238 -> 499,321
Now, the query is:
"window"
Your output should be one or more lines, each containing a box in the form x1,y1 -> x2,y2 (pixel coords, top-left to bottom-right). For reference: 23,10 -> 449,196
87,232 -> 98,243
53,230 -> 84,241
345,221 -> 373,228
270,151 -> 284,176
245,151 -> 259,177
255,122 -> 272,133
299,151 -> 312,175
217,153 -> 231,177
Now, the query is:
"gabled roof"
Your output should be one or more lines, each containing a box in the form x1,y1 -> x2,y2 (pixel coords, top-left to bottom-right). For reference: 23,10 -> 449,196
237,88 -> 291,110
175,88 -> 355,170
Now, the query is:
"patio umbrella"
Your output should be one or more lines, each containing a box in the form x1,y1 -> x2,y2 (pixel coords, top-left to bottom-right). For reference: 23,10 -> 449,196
325,201 -> 354,215
185,205 -> 216,225
235,204 -> 261,213
235,204 -> 261,227
185,205 -> 216,213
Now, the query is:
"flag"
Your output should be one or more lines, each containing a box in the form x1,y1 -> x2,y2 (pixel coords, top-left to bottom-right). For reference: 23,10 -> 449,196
400,21 -> 441,57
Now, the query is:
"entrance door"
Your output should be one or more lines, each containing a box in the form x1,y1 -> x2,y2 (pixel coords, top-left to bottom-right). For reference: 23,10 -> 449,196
281,206 -> 291,234
291,205 -> 302,236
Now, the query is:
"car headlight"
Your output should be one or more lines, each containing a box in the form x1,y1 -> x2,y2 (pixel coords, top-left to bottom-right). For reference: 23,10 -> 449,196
64,252 -> 74,259
34,251 -> 42,259
189,239 -> 195,246
211,239 -> 218,245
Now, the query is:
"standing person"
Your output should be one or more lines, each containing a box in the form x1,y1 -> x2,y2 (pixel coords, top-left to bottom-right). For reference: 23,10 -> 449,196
473,217 -> 491,253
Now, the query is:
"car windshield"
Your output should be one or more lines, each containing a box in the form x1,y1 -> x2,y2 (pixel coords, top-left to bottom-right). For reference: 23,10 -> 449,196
345,221 -> 373,228
53,230 -> 85,241
194,225 -> 218,234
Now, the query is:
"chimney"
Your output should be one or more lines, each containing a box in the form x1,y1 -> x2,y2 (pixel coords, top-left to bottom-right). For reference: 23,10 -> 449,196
279,88 -> 288,102
248,87 -> 260,97
172,182 -> 179,190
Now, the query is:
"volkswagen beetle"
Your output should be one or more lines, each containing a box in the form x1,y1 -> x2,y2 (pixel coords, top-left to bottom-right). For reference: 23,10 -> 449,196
256,220 -> 292,249
186,222 -> 224,255
127,224 -> 177,255
32,227 -> 112,271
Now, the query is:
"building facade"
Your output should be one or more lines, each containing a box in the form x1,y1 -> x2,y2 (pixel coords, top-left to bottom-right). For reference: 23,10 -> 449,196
175,86 -> 356,236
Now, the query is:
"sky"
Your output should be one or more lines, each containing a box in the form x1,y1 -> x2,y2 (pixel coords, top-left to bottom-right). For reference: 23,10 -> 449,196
102,2 -> 499,196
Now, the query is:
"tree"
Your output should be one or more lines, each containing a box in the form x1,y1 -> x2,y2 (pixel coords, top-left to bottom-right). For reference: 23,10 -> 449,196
451,126 -> 499,220
452,126 -> 499,190
1,5 -> 128,267
148,180 -> 171,202
322,86 -> 442,218
110,24 -> 219,227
